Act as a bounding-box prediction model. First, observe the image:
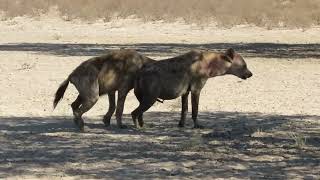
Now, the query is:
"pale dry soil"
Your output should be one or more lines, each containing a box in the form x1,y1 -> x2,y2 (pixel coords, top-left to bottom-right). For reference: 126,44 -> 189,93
0,16 -> 320,179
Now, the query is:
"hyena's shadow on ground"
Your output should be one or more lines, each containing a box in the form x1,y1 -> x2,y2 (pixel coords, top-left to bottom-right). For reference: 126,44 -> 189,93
1,111 -> 319,137
1,111 -> 319,179
1,42 -> 320,59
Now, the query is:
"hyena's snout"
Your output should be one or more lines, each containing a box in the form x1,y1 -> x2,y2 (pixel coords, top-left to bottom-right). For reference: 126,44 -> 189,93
241,70 -> 253,80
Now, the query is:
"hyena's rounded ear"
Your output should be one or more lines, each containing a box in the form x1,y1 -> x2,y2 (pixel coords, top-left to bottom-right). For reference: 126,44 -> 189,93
221,54 -> 232,63
199,53 -> 205,61
193,52 -> 204,61
225,48 -> 235,59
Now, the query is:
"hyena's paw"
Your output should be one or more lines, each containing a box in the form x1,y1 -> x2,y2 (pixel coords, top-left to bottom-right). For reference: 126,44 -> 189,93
102,115 -> 111,127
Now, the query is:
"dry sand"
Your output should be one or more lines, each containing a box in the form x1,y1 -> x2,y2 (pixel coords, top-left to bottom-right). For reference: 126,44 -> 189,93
0,16 -> 320,179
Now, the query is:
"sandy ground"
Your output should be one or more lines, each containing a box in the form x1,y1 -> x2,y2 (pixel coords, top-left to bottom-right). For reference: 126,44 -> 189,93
0,16 -> 320,179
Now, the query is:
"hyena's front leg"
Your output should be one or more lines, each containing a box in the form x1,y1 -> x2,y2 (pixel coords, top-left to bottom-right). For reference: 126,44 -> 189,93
178,92 -> 189,127
191,92 -> 203,129
103,92 -> 116,127
115,87 -> 131,128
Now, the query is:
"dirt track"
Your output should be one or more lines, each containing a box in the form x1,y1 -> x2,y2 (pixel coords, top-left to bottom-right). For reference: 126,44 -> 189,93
0,16 -> 320,179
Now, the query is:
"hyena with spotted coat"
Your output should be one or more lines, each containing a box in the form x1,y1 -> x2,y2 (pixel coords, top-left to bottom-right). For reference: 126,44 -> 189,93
53,49 -> 154,131
132,48 -> 252,128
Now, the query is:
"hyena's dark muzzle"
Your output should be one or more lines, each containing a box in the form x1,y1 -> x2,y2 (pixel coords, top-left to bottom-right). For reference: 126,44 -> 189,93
241,70 -> 253,80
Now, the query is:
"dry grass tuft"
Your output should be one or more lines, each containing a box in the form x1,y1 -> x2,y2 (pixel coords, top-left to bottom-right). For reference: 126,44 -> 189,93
289,132 -> 307,149
52,33 -> 62,40
178,133 -> 204,151
1,0 -> 320,28
17,62 -> 36,71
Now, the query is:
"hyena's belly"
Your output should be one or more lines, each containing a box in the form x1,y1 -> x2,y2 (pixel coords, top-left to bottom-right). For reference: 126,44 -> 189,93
159,78 -> 190,100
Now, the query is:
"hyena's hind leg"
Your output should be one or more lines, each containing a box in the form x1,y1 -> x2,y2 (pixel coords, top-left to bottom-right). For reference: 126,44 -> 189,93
72,80 -> 100,132
131,78 -> 160,128
131,95 -> 158,128
103,92 -> 116,127
71,95 -> 82,110
71,95 -> 82,125
73,94 -> 99,132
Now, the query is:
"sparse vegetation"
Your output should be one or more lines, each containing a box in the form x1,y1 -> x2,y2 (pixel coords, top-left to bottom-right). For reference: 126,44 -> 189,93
289,132 -> 307,148
0,1 -> 320,178
52,33 -> 62,40
1,0 -> 320,28
251,127 -> 266,137
17,62 -> 35,71
178,132 -> 203,151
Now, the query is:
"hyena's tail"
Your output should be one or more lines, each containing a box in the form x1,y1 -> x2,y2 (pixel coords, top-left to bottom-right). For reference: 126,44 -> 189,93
53,78 -> 70,109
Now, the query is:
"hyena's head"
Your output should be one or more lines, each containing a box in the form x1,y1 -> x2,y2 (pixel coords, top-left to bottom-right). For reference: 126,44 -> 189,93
198,48 -> 252,79
224,48 -> 252,80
